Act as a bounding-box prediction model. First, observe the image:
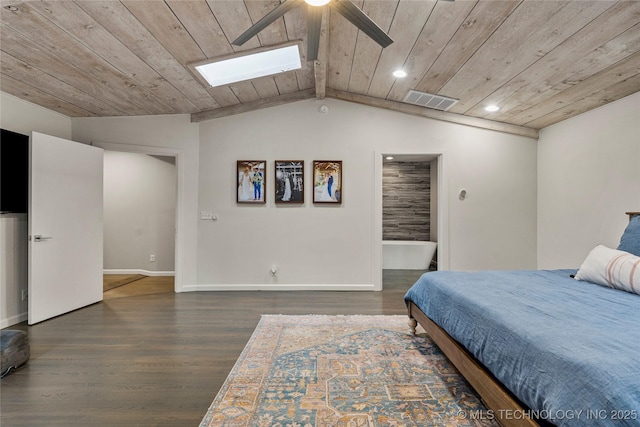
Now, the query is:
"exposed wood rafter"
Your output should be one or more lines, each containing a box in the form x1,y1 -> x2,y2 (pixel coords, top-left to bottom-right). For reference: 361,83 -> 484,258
326,89 -> 539,139
314,7 -> 329,100
191,88 -> 315,122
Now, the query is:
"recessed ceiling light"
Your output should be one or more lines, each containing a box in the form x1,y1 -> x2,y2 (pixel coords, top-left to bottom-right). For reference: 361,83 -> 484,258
485,105 -> 500,112
393,69 -> 407,78
193,43 -> 301,88
385,156 -> 394,160
305,0 -> 330,6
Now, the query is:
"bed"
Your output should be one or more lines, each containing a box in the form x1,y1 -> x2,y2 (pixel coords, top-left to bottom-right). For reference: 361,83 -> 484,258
405,213 -> 640,427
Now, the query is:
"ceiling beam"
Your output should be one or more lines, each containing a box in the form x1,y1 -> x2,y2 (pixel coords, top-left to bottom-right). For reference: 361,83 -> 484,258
191,88 -> 315,122
314,7 -> 329,100
325,89 -> 539,139
314,61 -> 326,100
192,86 -> 540,138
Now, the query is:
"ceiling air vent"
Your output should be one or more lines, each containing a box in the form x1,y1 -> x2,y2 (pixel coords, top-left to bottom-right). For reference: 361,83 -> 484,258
402,90 -> 458,111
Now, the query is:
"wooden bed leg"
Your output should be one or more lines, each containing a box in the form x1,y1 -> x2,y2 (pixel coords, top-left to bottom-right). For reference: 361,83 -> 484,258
409,317 -> 417,335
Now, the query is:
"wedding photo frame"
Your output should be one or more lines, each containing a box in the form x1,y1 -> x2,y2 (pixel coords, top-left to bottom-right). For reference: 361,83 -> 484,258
275,161 -> 304,203
237,160 -> 266,204
313,161 -> 342,204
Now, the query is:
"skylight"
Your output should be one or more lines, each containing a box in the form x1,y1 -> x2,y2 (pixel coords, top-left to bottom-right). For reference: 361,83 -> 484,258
193,44 -> 302,88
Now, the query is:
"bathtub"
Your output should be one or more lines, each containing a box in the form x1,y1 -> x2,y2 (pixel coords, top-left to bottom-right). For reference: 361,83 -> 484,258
382,240 -> 437,270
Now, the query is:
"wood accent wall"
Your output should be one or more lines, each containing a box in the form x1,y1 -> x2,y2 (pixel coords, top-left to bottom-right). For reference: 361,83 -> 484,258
383,161 -> 430,241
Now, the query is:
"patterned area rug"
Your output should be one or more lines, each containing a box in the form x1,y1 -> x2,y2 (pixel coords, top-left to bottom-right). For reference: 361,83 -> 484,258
199,315 -> 497,427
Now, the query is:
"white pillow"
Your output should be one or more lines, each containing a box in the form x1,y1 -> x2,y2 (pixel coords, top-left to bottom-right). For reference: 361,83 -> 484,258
575,245 -> 640,295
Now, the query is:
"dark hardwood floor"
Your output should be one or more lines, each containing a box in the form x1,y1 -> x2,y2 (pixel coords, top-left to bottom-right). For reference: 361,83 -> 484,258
1,270 -> 426,427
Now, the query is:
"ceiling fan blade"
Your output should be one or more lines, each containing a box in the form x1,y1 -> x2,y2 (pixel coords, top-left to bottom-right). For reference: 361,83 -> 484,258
306,5 -> 323,61
232,0 -> 305,46
330,0 -> 393,48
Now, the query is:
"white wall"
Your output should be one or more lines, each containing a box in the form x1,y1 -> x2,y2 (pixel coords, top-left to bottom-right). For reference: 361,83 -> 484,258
72,114 -> 199,291
1,92 -> 73,327
103,151 -> 176,273
0,92 -> 72,140
197,98 -> 538,289
537,92 -> 640,269
2,93 -> 538,313
4,86 -> 636,322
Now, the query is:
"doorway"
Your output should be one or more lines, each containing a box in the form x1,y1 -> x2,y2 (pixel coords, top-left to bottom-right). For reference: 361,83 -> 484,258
102,151 -> 177,298
95,142 -> 183,294
373,152 -> 448,291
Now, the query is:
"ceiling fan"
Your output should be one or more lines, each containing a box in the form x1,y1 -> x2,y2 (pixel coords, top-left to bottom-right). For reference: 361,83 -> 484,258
232,0 -> 393,61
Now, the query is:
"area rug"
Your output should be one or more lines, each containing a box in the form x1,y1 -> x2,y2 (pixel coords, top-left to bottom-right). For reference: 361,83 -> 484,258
199,315 -> 497,427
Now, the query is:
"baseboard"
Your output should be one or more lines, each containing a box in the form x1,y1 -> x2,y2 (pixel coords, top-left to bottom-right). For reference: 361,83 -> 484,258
103,269 -> 175,277
1,312 -> 28,329
180,283 -> 377,292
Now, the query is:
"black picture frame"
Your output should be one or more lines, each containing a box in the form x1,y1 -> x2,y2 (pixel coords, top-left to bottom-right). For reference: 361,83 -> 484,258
313,161 -> 342,204
275,161 -> 304,203
237,160 -> 266,204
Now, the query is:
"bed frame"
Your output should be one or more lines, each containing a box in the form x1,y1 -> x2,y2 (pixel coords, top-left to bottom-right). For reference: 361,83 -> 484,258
408,302 -> 539,427
407,212 -> 640,427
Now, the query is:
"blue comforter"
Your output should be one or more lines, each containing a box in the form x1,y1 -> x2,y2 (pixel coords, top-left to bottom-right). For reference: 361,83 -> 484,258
404,269 -> 640,427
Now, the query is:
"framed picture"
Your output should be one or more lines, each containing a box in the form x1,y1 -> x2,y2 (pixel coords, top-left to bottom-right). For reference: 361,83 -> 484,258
275,161 -> 304,203
313,161 -> 342,204
237,160 -> 266,203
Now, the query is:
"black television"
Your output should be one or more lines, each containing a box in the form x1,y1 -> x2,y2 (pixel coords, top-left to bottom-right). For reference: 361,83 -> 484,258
0,129 -> 29,214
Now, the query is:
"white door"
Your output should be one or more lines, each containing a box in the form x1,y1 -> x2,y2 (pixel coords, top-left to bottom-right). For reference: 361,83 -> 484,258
28,132 -> 103,325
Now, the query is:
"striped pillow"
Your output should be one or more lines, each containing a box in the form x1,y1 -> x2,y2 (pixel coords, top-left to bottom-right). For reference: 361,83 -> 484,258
575,245 -> 640,296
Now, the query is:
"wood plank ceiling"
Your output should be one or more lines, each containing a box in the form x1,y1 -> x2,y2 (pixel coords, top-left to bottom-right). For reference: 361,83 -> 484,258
1,0 -> 639,137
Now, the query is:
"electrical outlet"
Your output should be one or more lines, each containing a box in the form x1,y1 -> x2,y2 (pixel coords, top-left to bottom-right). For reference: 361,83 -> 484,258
150,254 -> 156,262
21,289 -> 28,301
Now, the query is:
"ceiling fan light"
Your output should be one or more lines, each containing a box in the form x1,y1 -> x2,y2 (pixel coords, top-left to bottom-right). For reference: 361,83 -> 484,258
305,0 -> 330,6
